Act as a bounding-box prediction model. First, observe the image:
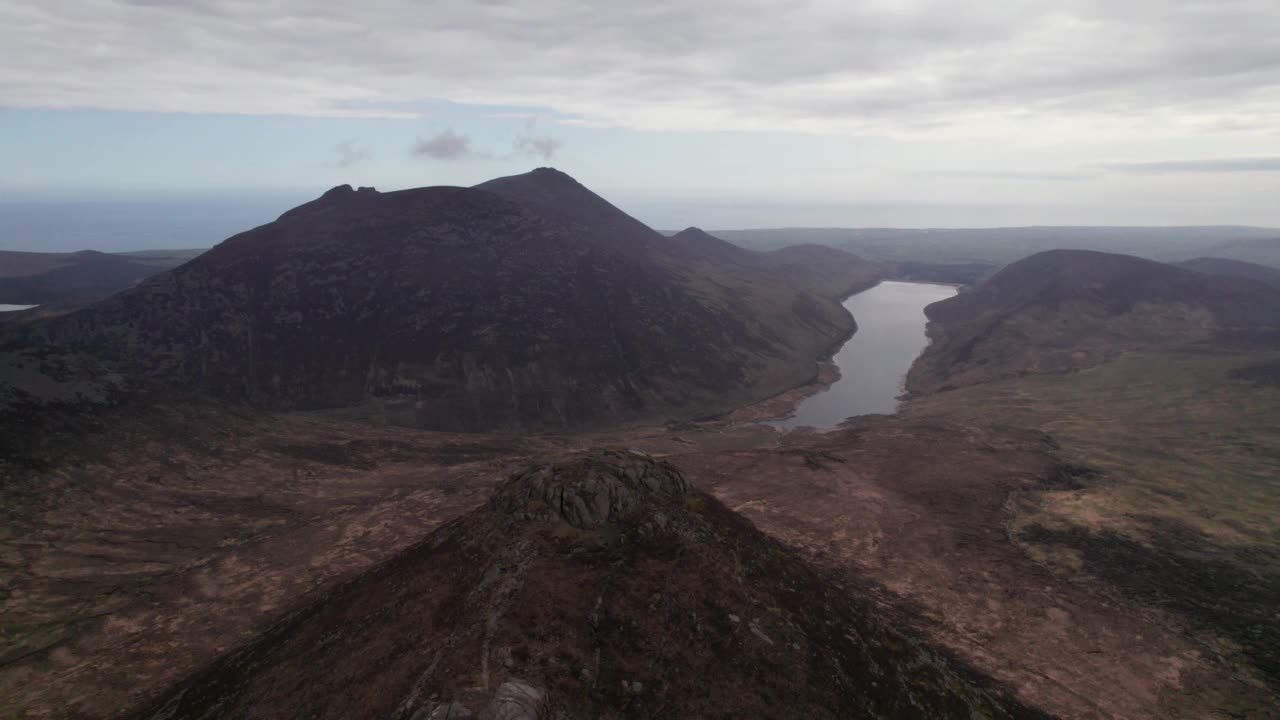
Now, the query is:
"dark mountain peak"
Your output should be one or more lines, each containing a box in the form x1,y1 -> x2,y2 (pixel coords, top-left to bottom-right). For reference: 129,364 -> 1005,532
474,168 -> 657,246
489,449 -> 690,530
321,183 -> 355,198
25,173 -> 860,432
672,227 -> 733,247
277,183 -> 385,221
529,165 -> 570,178
670,227 -> 758,266
476,167 -> 587,195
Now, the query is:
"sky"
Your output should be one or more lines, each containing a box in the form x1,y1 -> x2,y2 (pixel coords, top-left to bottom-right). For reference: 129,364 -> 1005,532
3,0 -> 1280,249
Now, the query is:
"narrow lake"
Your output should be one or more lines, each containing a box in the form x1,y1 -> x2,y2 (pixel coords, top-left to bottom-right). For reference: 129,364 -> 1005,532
770,281 -> 958,429
0,305 -> 38,312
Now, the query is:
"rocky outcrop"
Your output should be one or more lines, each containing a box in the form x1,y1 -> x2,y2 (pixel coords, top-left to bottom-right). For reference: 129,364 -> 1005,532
415,680 -> 545,720
489,449 -> 689,529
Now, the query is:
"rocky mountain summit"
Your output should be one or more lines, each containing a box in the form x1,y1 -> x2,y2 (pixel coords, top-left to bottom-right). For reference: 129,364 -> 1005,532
136,449 -> 1044,720
7,170 -> 876,432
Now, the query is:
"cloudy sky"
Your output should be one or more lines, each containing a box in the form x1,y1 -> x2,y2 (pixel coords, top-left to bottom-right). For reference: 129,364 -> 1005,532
3,0 -> 1280,233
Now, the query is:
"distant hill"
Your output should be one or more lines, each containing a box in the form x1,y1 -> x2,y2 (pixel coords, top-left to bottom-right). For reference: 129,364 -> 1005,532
711,226 -> 1280,266
1176,256 -> 1280,287
1201,236 -> 1280,267
669,228 -> 882,299
136,449 -> 1043,720
19,170 -> 879,432
760,242 -> 886,298
907,249 -> 1280,393
0,249 -> 199,305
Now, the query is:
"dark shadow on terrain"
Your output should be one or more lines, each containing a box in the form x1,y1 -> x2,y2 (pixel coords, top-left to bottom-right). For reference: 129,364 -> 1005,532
1019,517 -> 1280,690
1230,360 -> 1280,387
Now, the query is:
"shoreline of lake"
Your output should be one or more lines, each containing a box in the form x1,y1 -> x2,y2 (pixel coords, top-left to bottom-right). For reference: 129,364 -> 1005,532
765,280 -> 958,430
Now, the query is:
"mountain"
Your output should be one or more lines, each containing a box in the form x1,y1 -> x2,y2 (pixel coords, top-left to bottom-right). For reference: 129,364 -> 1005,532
0,249 -> 194,306
136,449 -> 1043,720
710,226 -> 1280,266
907,249 -> 1280,393
1176,256 -> 1280,287
17,170 -> 875,432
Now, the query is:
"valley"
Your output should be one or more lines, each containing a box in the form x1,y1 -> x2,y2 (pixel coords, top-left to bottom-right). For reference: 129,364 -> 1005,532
2,173 -> 1280,720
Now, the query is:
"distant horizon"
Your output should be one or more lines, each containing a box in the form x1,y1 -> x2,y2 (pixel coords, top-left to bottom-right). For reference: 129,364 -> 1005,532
4,185 -> 1279,254
6,2 -> 1280,249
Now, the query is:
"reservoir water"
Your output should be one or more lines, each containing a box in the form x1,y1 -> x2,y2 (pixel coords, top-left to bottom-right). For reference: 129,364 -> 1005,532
770,281 -> 958,429
0,305 -> 37,312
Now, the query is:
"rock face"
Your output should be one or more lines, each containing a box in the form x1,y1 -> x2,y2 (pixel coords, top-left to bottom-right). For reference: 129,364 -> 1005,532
908,249 -> 1280,393
16,170 -> 875,432
134,449 -> 1046,720
489,450 -> 690,529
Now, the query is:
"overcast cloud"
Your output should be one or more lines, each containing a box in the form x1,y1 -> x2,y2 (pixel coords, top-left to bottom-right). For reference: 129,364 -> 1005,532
2,0 -> 1279,137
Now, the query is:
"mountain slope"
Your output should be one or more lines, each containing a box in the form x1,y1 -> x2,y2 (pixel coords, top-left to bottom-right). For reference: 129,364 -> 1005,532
907,249 -> 1280,393
474,168 -> 657,252
20,172 -> 867,432
1176,256 -> 1280,287
761,242 -> 886,298
0,249 -> 187,305
137,449 -> 1043,720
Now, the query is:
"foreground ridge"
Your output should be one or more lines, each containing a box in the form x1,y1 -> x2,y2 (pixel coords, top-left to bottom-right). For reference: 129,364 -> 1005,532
139,448 -> 1044,720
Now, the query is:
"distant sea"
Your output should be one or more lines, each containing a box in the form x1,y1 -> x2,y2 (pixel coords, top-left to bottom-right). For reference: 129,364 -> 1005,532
0,195 -> 311,252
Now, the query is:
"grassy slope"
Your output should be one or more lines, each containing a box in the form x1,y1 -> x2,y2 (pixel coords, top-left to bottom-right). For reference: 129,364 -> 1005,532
902,348 -> 1280,708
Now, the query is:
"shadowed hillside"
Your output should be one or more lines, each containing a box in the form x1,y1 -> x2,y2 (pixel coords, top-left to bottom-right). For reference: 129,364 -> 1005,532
9,170 -> 877,432
0,249 -> 195,306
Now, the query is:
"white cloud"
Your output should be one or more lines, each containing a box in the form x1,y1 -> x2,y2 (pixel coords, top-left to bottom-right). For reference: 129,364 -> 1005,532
2,0 -> 1278,139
